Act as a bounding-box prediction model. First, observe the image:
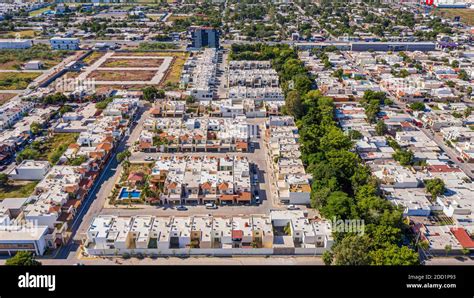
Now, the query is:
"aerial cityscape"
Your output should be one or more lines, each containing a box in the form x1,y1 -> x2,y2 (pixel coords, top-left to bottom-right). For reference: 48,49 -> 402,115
0,0 -> 473,267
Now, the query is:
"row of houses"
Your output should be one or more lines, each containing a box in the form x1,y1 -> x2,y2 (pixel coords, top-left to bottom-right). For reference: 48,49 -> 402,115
0,102 -> 53,164
147,155 -> 252,205
265,116 -> 312,205
84,210 -> 334,256
336,103 -> 474,254
181,48 -> 217,101
0,93 -> 139,256
138,114 -> 251,153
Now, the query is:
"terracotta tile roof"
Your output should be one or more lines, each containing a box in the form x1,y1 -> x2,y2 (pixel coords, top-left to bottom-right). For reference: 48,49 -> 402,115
427,165 -> 462,173
232,230 -> 243,239
450,228 -> 474,249
238,192 -> 251,201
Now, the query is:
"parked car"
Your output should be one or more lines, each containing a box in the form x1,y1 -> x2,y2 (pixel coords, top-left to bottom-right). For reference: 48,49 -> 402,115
144,156 -> 154,161
205,203 -> 218,209
287,205 -> 299,210
176,205 -> 188,211
255,196 -> 260,204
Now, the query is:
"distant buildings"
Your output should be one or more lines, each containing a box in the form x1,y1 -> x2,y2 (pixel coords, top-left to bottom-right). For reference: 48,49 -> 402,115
0,39 -> 33,49
50,37 -> 80,50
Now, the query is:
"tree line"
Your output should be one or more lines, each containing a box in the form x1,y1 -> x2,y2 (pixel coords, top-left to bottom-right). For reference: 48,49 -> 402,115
231,44 -> 419,265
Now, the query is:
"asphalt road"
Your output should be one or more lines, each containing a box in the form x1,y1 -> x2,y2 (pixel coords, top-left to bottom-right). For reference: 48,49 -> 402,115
53,105 -> 147,259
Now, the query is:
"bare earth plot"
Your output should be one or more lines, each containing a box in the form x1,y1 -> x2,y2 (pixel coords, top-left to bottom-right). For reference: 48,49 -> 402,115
435,9 -> 474,26
79,51 -> 174,86
102,58 -> 164,68
88,70 -> 158,81
0,93 -> 18,105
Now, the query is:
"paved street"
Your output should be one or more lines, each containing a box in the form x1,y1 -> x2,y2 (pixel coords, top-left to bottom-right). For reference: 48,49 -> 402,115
420,127 -> 474,179
53,104 -> 149,259
0,255 -> 323,266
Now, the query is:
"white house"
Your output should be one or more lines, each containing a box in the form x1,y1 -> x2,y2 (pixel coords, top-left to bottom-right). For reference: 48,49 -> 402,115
8,160 -> 51,181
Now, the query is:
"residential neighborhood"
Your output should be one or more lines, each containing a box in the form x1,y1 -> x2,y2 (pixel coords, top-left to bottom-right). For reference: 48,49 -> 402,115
0,0 -> 473,269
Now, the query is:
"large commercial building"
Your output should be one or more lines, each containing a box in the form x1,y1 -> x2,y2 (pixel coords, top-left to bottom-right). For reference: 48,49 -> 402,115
189,27 -> 220,49
351,42 -> 436,52
50,37 -> 80,50
0,39 -> 33,49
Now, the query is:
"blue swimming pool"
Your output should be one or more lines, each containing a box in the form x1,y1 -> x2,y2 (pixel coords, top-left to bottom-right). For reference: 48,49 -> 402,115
119,188 -> 141,199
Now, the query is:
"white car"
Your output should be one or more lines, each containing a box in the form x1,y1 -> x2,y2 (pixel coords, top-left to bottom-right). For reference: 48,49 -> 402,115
205,203 -> 218,209
144,156 -> 154,161
287,205 -> 300,210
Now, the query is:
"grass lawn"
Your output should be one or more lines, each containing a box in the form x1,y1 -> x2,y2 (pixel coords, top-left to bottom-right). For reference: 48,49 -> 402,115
41,133 -> 79,162
82,51 -> 106,66
0,93 -> 17,105
0,30 -> 39,39
160,52 -> 188,87
434,9 -> 474,26
0,72 -> 40,90
167,15 -> 191,22
18,133 -> 79,164
0,181 -> 38,200
29,6 -> 51,17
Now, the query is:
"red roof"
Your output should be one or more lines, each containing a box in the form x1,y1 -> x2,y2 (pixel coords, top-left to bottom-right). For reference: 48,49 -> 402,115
451,228 -> 474,249
238,192 -> 251,201
232,230 -> 243,239
427,165 -> 462,173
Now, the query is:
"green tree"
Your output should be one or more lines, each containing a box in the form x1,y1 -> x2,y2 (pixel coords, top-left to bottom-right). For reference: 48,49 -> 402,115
16,148 -> 40,163
320,191 -> 354,220
284,90 -> 305,119
322,250 -> 333,266
59,105 -> 73,115
5,251 -> 42,266
29,122 -> 42,135
348,130 -> 363,140
393,149 -> 414,166
116,149 -> 131,163
370,245 -> 419,265
458,70 -> 469,81
333,235 -> 372,265
319,126 -> 352,152
444,244 -> 452,256
0,172 -> 8,187
409,102 -> 425,111
425,178 -> 445,199
375,120 -> 388,136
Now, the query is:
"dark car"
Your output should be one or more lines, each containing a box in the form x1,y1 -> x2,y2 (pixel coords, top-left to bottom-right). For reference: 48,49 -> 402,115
176,205 -> 188,211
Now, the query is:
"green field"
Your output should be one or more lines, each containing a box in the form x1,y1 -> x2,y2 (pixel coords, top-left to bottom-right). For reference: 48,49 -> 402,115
0,30 -> 39,39
0,44 -> 73,70
0,181 -> 38,200
0,72 -> 40,90
29,6 -> 52,17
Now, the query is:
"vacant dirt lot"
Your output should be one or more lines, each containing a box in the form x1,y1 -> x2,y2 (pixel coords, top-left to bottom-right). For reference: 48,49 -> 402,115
88,70 -> 157,81
101,58 -> 164,68
0,93 -> 17,105
435,9 -> 474,26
